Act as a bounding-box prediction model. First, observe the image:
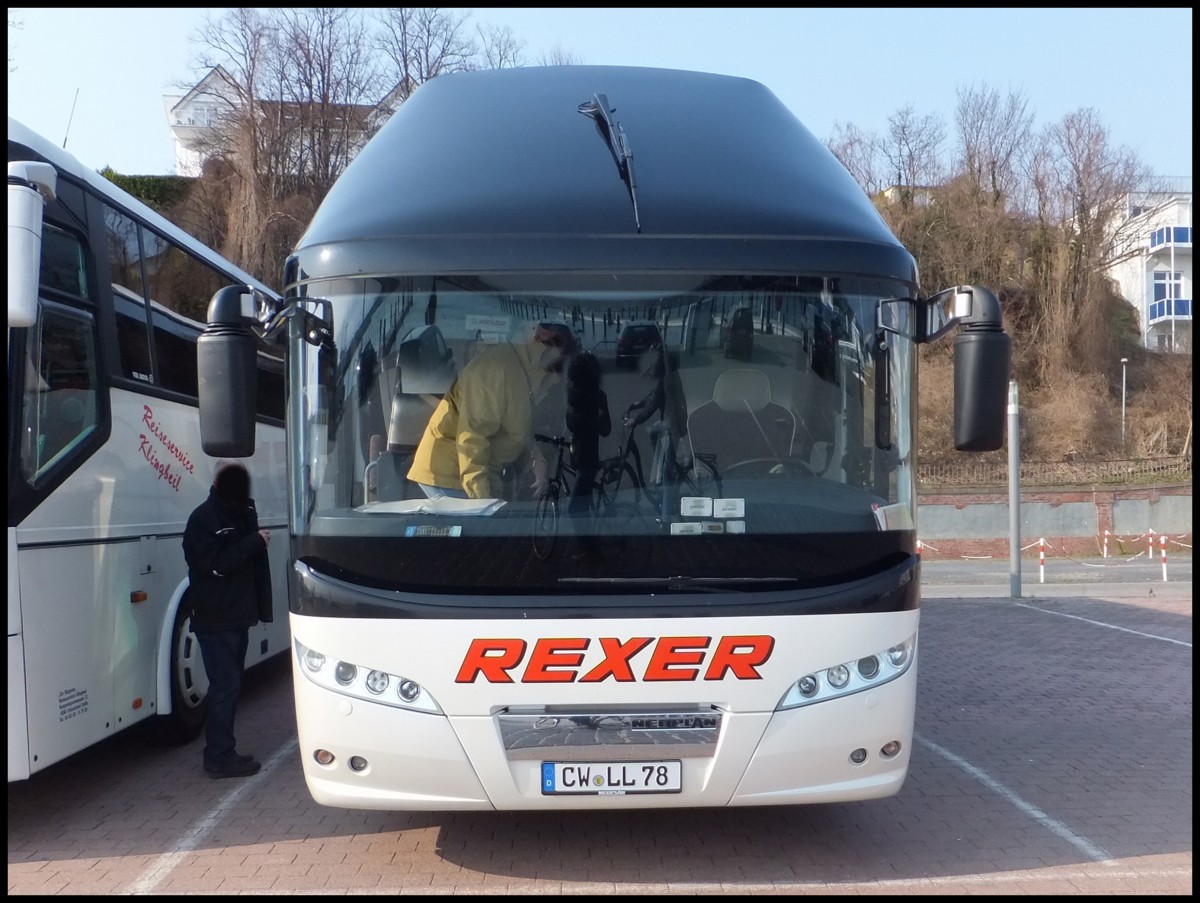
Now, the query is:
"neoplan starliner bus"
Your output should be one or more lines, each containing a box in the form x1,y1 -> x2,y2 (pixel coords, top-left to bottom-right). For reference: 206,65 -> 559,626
197,66 -> 1010,810
7,117 -> 290,782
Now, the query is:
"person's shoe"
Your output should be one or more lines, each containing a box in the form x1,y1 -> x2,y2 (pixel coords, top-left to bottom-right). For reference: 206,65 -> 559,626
204,756 -> 261,779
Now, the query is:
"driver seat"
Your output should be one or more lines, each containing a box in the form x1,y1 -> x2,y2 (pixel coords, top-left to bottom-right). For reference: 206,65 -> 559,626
687,369 -> 795,474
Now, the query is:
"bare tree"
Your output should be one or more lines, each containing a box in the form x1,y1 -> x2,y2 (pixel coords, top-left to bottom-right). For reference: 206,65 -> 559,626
881,104 -> 946,205
1019,109 -> 1146,390
826,120 -> 881,195
187,8 -> 277,277
374,7 -> 478,114
477,22 -> 526,69
183,8 -> 387,280
7,9 -> 20,73
537,43 -> 584,66
954,83 -> 1032,208
274,8 -> 384,197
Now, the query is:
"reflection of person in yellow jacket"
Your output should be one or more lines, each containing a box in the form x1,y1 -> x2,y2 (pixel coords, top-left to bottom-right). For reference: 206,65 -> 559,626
407,325 -> 571,500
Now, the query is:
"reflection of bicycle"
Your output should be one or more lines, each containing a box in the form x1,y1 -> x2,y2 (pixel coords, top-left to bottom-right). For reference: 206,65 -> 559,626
532,434 -> 575,559
604,415 -> 722,528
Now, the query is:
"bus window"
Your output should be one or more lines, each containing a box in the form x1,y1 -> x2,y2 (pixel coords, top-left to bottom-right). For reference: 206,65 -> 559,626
257,353 -> 286,422
105,206 -> 154,381
142,230 -> 225,325
114,293 -> 154,382
20,305 -> 100,483
38,224 -> 90,300
152,314 -> 201,398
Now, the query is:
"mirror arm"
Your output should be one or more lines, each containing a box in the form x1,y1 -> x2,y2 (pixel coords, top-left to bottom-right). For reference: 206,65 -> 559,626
917,284 -> 1003,344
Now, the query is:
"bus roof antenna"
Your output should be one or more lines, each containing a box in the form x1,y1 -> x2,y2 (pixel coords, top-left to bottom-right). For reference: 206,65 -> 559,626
578,93 -> 641,233
62,88 -> 80,149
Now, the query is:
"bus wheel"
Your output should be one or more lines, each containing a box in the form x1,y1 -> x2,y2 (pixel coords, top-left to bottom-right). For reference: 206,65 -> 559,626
154,599 -> 209,744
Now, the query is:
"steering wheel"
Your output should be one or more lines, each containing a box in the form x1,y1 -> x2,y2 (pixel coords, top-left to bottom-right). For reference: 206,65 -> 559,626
721,456 -> 815,478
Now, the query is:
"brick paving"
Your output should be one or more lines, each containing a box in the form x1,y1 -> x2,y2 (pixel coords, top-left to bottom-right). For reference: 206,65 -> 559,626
8,580 -> 1192,895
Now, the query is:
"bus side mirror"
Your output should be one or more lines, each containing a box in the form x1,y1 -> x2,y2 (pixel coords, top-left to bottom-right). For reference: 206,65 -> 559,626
916,285 -> 1011,452
953,323 -> 1010,451
8,161 -> 58,328
198,285 -> 259,457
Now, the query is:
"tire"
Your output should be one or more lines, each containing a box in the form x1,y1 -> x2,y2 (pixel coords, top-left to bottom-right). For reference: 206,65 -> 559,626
532,487 -> 560,559
153,597 -> 208,744
599,461 -> 645,507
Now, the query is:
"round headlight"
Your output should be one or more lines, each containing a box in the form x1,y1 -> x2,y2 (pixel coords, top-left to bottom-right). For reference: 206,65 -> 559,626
886,643 -> 910,667
398,679 -> 420,702
334,661 -> 357,686
303,648 -> 326,672
857,655 -> 880,680
797,675 -> 819,697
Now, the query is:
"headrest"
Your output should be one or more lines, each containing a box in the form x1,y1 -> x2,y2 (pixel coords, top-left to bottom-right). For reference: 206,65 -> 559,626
712,369 -> 771,413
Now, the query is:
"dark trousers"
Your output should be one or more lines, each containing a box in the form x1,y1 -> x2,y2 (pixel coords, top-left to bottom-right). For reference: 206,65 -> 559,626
195,627 -> 250,766
568,462 -> 600,550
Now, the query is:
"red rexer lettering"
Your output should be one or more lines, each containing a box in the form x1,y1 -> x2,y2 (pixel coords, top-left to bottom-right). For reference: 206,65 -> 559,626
454,635 -> 774,683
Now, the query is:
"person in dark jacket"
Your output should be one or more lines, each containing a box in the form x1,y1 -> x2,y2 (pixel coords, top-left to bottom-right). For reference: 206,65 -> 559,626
182,460 -> 273,778
565,351 -> 611,561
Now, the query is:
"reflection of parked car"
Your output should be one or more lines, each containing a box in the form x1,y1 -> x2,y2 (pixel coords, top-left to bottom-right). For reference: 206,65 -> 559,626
615,320 -> 662,368
720,306 -> 753,360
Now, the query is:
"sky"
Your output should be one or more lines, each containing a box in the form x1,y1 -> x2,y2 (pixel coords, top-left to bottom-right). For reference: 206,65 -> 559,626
7,7 -> 1193,180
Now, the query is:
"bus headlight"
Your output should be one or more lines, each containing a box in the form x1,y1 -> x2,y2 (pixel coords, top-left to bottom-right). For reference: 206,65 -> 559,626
294,639 -> 443,713
776,636 -> 916,710
303,649 -> 326,672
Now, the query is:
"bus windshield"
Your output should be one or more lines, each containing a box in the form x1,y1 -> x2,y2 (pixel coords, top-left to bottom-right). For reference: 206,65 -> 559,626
291,271 -> 917,595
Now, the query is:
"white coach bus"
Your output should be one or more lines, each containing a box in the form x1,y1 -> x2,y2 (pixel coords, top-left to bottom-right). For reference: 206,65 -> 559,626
197,67 -> 1010,810
7,117 -> 290,781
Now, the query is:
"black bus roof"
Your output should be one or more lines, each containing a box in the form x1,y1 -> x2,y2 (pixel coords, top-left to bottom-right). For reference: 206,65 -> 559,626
289,66 -> 916,285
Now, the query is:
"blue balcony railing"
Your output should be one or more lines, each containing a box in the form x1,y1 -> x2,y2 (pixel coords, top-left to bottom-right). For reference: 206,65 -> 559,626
1149,226 -> 1193,248
1148,297 -> 1192,323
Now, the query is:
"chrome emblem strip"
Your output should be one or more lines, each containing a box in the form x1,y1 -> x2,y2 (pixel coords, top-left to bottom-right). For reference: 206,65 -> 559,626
499,710 -> 722,760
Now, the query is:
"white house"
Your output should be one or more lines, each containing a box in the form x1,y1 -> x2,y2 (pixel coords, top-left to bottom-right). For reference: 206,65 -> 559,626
162,67 -> 244,178
1104,185 -> 1193,353
164,66 -> 400,180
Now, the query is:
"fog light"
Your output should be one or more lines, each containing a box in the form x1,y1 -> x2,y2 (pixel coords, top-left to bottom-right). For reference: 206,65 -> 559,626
335,661 -> 357,685
313,748 -> 335,766
849,747 -> 867,764
880,740 -> 902,758
797,675 -> 818,697
398,679 -> 420,702
827,664 -> 850,688
856,655 -> 879,679
349,756 -> 369,772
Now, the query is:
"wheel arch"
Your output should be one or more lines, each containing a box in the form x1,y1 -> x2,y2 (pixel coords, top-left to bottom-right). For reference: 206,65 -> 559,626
155,576 -> 191,715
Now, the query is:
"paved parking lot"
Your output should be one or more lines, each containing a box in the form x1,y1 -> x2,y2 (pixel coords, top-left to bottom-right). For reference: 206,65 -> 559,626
8,574 -> 1192,895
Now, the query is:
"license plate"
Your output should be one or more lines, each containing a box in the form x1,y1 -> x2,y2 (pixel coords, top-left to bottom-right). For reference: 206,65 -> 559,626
541,761 -> 682,795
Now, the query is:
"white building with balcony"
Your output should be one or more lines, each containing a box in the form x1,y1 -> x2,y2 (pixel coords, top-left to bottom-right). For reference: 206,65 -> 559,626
1105,186 -> 1192,353
164,66 -> 400,180
162,67 -> 243,178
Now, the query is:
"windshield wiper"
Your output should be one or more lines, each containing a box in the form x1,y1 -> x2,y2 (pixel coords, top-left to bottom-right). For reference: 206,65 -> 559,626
560,575 -> 800,592
578,92 -> 641,233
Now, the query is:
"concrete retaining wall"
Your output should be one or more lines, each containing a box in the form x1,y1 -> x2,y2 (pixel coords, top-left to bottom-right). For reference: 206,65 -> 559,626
916,484 -> 1192,559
